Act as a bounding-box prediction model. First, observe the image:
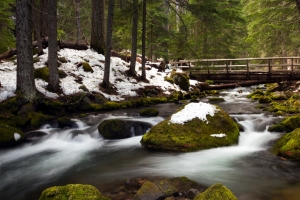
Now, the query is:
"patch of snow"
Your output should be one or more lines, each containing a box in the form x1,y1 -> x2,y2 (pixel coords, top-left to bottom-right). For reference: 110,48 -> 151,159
211,133 -> 226,138
14,133 -> 21,141
169,102 -> 219,124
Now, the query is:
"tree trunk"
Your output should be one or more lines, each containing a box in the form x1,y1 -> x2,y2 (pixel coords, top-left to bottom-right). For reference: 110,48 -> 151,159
296,0 -> 300,12
91,0 -> 105,54
16,0 -> 36,101
129,0 -> 138,75
40,0 -> 48,37
74,0 -> 82,44
32,0 -> 44,55
47,0 -> 59,92
102,0 -> 115,88
141,0 -> 146,80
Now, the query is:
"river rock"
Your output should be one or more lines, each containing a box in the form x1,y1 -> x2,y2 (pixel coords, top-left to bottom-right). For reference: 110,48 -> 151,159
98,119 -> 151,139
0,124 -> 25,147
140,102 -> 239,152
272,128 -> 300,161
38,184 -> 110,200
133,181 -> 164,200
194,183 -> 237,200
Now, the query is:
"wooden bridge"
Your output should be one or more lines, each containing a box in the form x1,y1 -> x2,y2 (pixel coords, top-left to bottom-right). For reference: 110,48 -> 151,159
171,57 -> 300,83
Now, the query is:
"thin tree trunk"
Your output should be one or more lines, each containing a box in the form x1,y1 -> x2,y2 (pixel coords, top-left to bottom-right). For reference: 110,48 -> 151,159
32,0 -> 44,55
74,0 -> 82,44
129,0 -> 138,75
91,0 -> 105,54
296,0 -> 300,12
40,0 -> 48,37
16,0 -> 36,101
141,0 -> 146,80
102,0 -> 115,88
47,0 -> 59,92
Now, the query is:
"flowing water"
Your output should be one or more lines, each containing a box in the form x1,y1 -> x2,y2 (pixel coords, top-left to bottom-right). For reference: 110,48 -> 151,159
1,88 -> 300,200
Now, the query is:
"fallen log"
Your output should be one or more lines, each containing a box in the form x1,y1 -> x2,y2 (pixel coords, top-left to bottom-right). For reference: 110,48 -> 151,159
196,80 -> 276,91
0,37 -> 88,61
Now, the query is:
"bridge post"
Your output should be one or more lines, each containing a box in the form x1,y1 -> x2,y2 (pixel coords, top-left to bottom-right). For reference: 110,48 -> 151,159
268,59 -> 271,79
291,57 -> 294,77
246,60 -> 249,78
226,61 -> 229,78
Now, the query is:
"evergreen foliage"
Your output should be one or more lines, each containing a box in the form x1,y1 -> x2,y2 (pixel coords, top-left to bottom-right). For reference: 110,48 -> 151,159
0,0 -> 15,53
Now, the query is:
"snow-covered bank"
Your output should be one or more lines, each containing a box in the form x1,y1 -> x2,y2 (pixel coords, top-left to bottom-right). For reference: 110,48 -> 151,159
0,48 -> 198,102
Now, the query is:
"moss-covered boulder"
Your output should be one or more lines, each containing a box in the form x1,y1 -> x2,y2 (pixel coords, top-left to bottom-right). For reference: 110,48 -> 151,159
39,184 -> 110,200
194,183 -> 237,200
268,115 -> 300,133
0,124 -> 25,147
82,62 -> 94,73
57,116 -> 72,127
272,128 -> 300,161
270,91 -> 288,100
172,73 -> 190,91
34,66 -> 67,81
141,102 -> 239,152
140,108 -> 159,117
98,119 -> 151,139
258,96 -> 272,104
247,90 -> 264,99
133,181 -> 164,200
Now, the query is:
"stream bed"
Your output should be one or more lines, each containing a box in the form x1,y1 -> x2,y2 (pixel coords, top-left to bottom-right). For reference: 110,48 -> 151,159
1,87 -> 300,200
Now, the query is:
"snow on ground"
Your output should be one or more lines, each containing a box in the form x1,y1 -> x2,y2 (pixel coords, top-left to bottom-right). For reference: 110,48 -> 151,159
0,48 -> 192,102
169,102 -> 219,124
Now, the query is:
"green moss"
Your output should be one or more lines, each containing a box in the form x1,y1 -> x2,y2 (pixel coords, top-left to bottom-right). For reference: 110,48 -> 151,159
251,94 -> 263,100
30,112 -> 52,128
272,103 -> 298,114
208,97 -> 225,102
140,108 -> 159,117
133,181 -> 163,200
154,178 -> 176,196
270,91 -> 288,100
39,184 -> 110,200
57,116 -> 71,127
172,73 -> 190,91
194,183 -> 237,200
79,85 -> 89,92
98,119 -> 130,139
58,70 -> 67,78
268,124 -> 288,132
247,90 -> 264,98
82,62 -> 94,73
103,101 -> 121,110
164,76 -> 175,84
258,96 -> 271,104
141,104 -> 239,152
0,124 -> 25,147
33,56 -> 40,63
0,96 -> 26,113
58,57 -> 68,63
272,128 -> 300,161
205,80 -> 214,85
34,67 -> 49,81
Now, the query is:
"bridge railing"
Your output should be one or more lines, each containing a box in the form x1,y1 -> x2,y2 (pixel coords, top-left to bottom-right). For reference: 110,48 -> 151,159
170,57 -> 300,80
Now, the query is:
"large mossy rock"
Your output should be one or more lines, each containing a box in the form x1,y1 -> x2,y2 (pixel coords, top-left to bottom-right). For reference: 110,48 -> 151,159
0,124 -> 25,148
268,115 -> 300,132
194,183 -> 237,200
98,119 -> 151,139
140,108 -> 159,117
133,177 -> 199,200
272,128 -> 300,161
141,102 -> 239,152
39,184 -> 110,200
172,73 -> 190,91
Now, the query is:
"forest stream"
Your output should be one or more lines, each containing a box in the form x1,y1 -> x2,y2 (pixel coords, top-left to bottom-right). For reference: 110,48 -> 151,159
1,87 -> 300,200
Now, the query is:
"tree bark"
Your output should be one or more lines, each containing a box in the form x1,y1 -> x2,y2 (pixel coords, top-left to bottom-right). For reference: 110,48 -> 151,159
91,0 -> 105,54
74,0 -> 82,44
47,0 -> 59,92
141,0 -> 146,80
296,0 -> 300,12
102,0 -> 115,88
40,0 -> 48,37
129,0 -> 138,75
32,0 -> 44,55
16,0 -> 36,101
